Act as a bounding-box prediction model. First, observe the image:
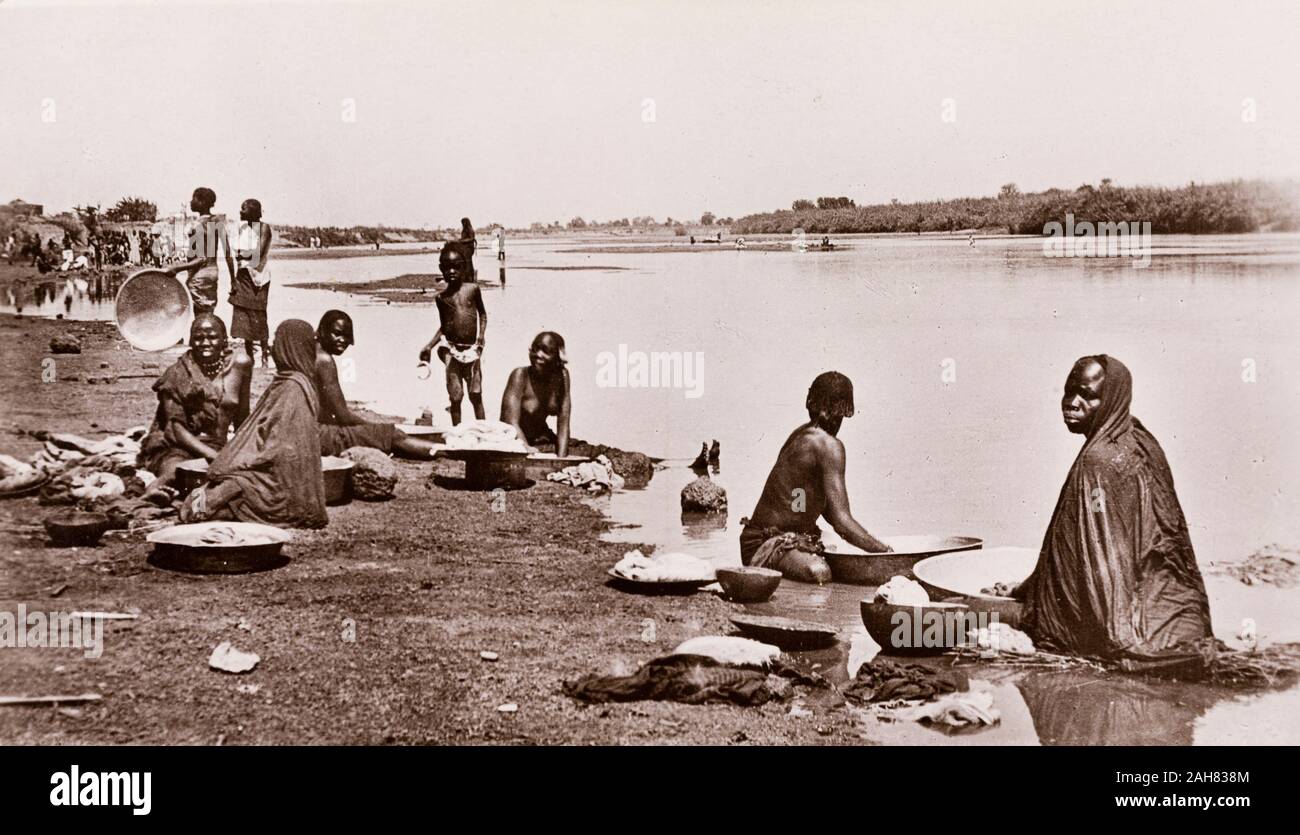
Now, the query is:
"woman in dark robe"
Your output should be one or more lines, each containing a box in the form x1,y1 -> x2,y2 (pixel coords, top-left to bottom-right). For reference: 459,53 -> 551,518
1016,355 -> 1213,676
138,314 -> 250,499
180,319 -> 328,528
499,331 -> 571,456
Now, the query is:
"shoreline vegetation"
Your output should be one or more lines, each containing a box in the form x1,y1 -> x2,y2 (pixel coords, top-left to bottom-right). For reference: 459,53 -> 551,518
7,180 -> 1296,260
730,179 -> 1300,236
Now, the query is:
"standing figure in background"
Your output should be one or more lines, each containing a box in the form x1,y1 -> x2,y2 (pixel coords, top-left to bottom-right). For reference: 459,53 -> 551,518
165,187 -> 228,314
229,198 -> 274,368
459,217 -> 478,281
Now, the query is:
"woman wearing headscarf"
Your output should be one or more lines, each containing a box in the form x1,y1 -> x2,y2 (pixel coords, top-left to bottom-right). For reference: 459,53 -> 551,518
500,331 -> 571,456
228,198 -> 274,367
180,319 -> 328,528
138,313 -> 250,500
1016,355 -> 1213,675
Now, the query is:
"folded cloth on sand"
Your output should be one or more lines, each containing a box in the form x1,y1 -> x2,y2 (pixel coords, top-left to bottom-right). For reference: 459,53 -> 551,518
887,690 -> 1001,731
673,636 -> 780,667
319,422 -> 398,457
546,455 -> 623,492
965,623 -> 1036,655
443,420 -> 527,452
739,522 -> 824,570
69,472 -> 125,501
842,659 -> 964,704
563,651 -> 827,707
563,655 -> 783,706
611,549 -> 715,582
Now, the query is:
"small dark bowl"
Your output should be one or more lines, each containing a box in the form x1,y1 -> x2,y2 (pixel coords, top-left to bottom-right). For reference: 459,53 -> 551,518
43,510 -> 112,547
321,456 -> 354,504
860,600 -> 972,657
715,566 -> 782,603
176,458 -> 209,496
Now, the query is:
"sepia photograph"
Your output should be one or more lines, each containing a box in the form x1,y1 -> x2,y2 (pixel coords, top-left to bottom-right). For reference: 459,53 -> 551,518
1,0 -> 1298,803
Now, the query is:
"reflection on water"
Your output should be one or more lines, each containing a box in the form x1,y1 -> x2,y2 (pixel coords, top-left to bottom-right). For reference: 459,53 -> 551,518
1015,669 -> 1218,746
4,273 -> 125,318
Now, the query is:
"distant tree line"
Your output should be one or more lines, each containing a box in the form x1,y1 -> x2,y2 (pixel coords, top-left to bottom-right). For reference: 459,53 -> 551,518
276,225 -> 445,247
731,180 -> 1300,236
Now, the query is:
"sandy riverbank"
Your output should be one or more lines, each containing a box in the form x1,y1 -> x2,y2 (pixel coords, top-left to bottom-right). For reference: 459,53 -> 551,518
0,313 -> 863,745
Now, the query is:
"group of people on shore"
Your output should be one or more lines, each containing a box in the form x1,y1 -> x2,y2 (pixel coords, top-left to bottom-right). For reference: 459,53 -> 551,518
5,228 -> 164,274
139,199 -> 573,528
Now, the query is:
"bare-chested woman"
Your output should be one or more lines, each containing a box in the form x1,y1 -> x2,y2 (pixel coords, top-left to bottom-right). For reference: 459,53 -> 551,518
500,331 -> 571,456
741,371 -> 891,583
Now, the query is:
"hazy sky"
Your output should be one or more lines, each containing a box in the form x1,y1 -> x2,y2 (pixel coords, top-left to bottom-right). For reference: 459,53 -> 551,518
2,0 -> 1298,227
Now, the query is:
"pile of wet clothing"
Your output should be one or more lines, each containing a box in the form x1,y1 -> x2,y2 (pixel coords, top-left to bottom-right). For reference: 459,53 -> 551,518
546,454 -> 624,494
844,659 -> 1001,732
563,637 -> 828,707
3,428 -> 178,532
842,659 -> 964,704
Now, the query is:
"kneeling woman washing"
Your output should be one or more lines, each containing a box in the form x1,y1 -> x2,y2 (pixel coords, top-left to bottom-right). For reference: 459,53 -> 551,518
180,320 -> 328,528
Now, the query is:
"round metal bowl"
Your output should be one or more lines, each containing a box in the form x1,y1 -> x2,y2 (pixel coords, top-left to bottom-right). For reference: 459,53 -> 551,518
605,568 -> 711,595
729,613 -> 838,651
321,456 -> 354,504
114,269 -> 193,351
396,424 -> 446,442
147,522 -> 291,574
176,458 -> 209,495
715,566 -> 782,603
860,600 -> 972,657
912,546 -> 1039,600
823,535 -> 982,585
43,510 -> 112,547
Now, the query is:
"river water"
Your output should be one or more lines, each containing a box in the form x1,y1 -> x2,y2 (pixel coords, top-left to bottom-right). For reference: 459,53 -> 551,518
7,233 -> 1299,744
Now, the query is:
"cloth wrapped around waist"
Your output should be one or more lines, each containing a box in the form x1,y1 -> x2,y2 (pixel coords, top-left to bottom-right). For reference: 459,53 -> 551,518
739,519 -> 823,568
437,336 -> 480,364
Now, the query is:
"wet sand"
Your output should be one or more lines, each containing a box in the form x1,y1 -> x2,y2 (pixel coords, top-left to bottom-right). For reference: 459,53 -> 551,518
0,313 -> 863,745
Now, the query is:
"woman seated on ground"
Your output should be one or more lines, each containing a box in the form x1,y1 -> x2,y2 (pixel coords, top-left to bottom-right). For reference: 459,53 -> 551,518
138,314 -> 251,501
314,310 -> 440,459
500,331 -> 571,456
180,319 -> 328,528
